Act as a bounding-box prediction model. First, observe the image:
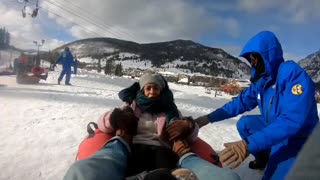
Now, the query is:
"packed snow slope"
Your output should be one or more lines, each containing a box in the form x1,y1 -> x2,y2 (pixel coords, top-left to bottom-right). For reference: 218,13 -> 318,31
1,68 -> 319,180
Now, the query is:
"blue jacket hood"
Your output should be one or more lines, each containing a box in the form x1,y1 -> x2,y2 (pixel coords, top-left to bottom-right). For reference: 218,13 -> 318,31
240,31 -> 284,79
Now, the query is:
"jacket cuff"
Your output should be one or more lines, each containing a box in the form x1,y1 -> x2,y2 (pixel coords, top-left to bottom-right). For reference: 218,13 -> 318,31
207,108 -> 229,123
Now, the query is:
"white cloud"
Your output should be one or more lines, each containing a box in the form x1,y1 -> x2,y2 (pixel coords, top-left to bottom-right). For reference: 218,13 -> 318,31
0,2 -> 65,50
41,0 -> 219,43
1,0 -> 318,55
238,0 -> 281,12
284,0 -> 320,24
218,45 -> 242,57
237,0 -> 320,24
223,18 -> 240,38
41,39 -> 66,51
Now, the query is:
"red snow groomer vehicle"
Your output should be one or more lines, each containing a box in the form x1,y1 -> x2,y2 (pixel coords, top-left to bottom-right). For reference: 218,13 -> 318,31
15,52 -> 48,84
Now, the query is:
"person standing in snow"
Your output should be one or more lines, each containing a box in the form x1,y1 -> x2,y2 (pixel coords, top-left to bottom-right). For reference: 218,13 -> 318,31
190,31 -> 319,180
73,56 -> 78,75
54,46 -> 74,85
13,58 -> 19,74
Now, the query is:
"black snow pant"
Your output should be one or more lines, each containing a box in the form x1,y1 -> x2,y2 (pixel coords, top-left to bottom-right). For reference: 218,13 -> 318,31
126,144 -> 179,176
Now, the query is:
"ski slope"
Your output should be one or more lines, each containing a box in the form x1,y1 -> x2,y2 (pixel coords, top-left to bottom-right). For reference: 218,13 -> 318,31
1,68 -> 319,180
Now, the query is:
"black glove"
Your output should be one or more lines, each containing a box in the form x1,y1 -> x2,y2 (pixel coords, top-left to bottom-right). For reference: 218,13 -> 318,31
194,115 -> 210,128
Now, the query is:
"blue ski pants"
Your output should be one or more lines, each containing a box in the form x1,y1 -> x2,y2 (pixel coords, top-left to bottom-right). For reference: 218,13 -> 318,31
237,115 -> 305,180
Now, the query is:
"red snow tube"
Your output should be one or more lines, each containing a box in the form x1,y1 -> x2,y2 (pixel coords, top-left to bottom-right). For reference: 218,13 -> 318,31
76,122 -> 221,167
190,138 -> 222,167
76,122 -> 114,161
31,66 -> 45,76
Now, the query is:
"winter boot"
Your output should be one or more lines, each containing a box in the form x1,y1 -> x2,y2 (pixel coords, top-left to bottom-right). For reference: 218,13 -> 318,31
39,73 -> 48,80
172,140 -> 191,157
249,150 -> 270,170
65,83 -> 72,85
43,73 -> 48,80
58,80 -> 61,85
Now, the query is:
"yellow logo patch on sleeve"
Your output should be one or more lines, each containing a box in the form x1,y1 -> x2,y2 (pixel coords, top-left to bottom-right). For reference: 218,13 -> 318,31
291,84 -> 303,95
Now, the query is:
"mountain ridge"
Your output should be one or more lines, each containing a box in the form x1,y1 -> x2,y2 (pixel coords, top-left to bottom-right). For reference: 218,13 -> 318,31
53,38 -> 251,78
298,49 -> 320,83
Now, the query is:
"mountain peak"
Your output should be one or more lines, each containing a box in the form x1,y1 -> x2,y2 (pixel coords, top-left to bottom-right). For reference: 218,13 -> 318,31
299,49 -> 320,83
53,37 -> 250,78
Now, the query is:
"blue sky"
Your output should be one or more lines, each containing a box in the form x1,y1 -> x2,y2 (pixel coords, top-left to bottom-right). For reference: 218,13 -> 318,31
0,0 -> 319,61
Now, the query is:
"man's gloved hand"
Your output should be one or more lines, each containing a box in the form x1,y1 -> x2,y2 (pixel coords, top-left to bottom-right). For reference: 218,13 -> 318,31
166,118 -> 194,141
194,115 -> 210,128
219,140 -> 249,169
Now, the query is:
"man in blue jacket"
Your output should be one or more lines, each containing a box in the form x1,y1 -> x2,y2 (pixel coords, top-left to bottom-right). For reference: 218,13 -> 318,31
194,31 -> 319,180
54,46 -> 74,85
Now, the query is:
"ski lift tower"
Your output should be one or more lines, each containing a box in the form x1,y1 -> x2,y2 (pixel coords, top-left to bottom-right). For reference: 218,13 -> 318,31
33,39 -> 45,66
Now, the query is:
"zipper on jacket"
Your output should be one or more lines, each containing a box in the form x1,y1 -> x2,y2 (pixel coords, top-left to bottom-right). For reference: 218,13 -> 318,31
266,96 -> 274,123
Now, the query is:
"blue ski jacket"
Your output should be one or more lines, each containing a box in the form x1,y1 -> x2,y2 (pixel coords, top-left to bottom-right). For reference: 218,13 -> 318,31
55,49 -> 74,70
208,31 -> 319,153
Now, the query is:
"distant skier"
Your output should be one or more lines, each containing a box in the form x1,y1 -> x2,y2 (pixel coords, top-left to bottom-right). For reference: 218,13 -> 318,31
54,47 -> 74,85
73,56 -> 78,75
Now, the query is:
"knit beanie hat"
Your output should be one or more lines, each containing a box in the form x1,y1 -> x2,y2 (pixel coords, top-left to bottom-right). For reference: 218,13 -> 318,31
139,73 -> 165,90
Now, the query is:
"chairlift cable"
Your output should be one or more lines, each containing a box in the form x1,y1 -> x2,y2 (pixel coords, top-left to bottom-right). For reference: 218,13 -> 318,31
56,0 -> 138,42
39,6 -> 105,37
44,0 -> 128,40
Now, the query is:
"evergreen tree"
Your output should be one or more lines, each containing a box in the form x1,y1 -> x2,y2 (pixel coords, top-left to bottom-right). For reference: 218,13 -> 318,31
119,63 -> 123,76
104,60 -> 112,75
0,27 -> 10,49
97,59 -> 101,73
0,28 -> 4,49
114,63 -> 123,76
5,30 -> 10,47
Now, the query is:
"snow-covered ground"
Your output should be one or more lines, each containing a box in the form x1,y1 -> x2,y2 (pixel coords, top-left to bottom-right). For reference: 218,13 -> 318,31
0,68 -> 319,180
